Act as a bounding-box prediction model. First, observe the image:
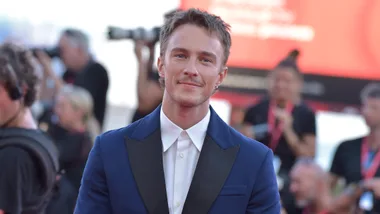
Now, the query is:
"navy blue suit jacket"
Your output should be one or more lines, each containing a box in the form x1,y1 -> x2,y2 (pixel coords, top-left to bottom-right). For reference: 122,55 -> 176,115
75,106 -> 280,214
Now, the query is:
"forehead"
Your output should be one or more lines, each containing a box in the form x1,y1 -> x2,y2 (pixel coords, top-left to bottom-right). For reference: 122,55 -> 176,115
166,24 -> 223,58
291,165 -> 311,178
272,68 -> 298,79
58,35 -> 70,47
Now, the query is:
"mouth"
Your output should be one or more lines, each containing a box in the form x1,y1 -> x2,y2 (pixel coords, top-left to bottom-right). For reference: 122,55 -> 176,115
178,81 -> 201,87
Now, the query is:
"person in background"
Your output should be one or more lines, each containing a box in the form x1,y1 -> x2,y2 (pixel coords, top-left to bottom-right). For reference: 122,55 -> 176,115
42,85 -> 98,214
330,83 -> 380,213
131,39 -> 163,122
131,9 -> 179,123
37,28 -> 109,128
241,49 -> 316,214
0,43 -> 58,214
39,85 -> 98,191
289,158 -> 332,214
289,158 -> 362,214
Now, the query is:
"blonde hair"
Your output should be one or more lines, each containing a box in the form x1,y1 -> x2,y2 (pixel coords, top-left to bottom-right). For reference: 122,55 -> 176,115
58,85 -> 100,142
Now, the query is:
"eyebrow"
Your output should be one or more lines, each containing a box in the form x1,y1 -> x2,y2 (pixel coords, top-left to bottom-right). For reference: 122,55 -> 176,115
171,47 -> 217,61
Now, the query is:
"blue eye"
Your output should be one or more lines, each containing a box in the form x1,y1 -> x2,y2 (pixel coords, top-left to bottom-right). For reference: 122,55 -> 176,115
175,54 -> 186,58
200,58 -> 212,63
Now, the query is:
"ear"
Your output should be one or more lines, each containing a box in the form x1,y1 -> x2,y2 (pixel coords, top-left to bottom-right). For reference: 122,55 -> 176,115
216,66 -> 228,87
157,56 -> 165,78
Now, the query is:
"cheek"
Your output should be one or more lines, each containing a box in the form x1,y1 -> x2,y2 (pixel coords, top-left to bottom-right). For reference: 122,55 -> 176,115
164,61 -> 180,80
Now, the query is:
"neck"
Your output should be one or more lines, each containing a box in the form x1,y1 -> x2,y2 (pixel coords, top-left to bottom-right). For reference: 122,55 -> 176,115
368,127 -> 380,149
162,92 -> 209,130
7,108 -> 37,129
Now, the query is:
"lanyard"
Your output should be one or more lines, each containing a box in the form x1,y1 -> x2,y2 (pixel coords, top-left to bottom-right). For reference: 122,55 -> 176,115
267,101 -> 294,151
361,137 -> 380,180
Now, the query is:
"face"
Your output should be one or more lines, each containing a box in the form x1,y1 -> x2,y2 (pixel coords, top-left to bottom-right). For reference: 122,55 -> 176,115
58,35 -> 80,70
54,95 -> 83,127
157,24 -> 227,107
362,97 -> 380,128
268,68 -> 301,102
0,84 -> 21,126
289,165 -> 317,208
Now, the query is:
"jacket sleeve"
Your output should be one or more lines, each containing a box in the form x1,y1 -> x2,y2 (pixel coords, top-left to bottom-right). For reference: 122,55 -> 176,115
74,135 -> 112,214
247,149 -> 281,213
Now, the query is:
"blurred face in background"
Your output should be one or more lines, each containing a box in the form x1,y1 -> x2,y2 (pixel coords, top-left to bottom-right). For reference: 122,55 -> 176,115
290,164 -> 318,208
54,95 -> 84,129
0,83 -> 19,126
58,35 -> 82,71
362,97 -> 380,129
268,67 -> 302,103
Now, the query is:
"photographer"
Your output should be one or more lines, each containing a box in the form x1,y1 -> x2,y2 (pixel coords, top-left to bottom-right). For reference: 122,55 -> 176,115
107,9 -> 178,123
0,43 -> 58,214
131,40 -> 163,122
130,10 -> 179,122
37,28 -> 109,128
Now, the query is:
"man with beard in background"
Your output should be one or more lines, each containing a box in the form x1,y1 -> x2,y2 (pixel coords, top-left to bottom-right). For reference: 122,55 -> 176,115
330,83 -> 380,213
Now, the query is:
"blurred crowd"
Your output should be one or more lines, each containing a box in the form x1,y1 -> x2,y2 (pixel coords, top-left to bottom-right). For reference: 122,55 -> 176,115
1,8 -> 380,214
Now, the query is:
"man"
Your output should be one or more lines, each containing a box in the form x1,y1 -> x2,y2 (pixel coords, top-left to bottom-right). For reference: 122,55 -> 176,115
289,159 -> 360,214
330,83 -> 380,213
131,40 -> 163,122
37,28 -> 109,128
289,159 -> 332,214
0,43 -> 58,214
75,8 -> 280,214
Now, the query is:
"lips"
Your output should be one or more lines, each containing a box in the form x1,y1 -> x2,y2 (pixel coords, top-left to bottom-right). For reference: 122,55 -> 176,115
178,81 -> 202,87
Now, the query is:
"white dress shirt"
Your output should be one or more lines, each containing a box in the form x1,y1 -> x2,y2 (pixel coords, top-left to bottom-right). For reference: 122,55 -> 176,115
160,108 -> 211,214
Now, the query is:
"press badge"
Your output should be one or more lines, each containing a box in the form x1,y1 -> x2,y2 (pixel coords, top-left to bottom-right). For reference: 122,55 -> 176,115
359,191 -> 374,211
272,155 -> 281,174
272,156 -> 283,190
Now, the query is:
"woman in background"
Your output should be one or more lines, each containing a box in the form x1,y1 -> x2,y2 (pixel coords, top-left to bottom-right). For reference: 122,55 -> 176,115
39,85 -> 100,214
40,85 -> 99,190
242,49 -> 317,214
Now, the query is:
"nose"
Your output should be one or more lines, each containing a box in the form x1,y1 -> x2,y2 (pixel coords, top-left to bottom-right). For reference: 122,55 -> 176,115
183,59 -> 199,76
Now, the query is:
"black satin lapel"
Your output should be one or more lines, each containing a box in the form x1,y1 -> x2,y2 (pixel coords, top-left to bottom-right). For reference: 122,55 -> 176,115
182,136 -> 240,214
125,130 -> 169,214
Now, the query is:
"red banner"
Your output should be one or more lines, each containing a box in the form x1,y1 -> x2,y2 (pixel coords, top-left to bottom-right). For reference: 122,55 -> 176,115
180,0 -> 380,80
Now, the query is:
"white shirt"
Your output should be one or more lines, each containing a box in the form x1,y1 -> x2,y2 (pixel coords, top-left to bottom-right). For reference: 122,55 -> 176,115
160,109 -> 211,214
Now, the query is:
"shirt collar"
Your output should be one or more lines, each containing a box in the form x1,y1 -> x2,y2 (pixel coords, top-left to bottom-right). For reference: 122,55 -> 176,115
160,108 -> 211,152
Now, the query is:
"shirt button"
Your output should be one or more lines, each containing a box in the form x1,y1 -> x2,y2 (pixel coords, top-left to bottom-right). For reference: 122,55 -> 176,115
175,202 -> 181,207
179,153 -> 184,158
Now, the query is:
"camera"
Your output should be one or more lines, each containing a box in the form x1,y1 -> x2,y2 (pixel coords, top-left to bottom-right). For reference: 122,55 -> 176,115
31,47 -> 60,58
107,26 -> 161,44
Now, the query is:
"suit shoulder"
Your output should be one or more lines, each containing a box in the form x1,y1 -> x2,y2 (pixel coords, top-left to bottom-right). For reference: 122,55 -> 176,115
228,126 -> 270,156
97,120 -> 143,147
